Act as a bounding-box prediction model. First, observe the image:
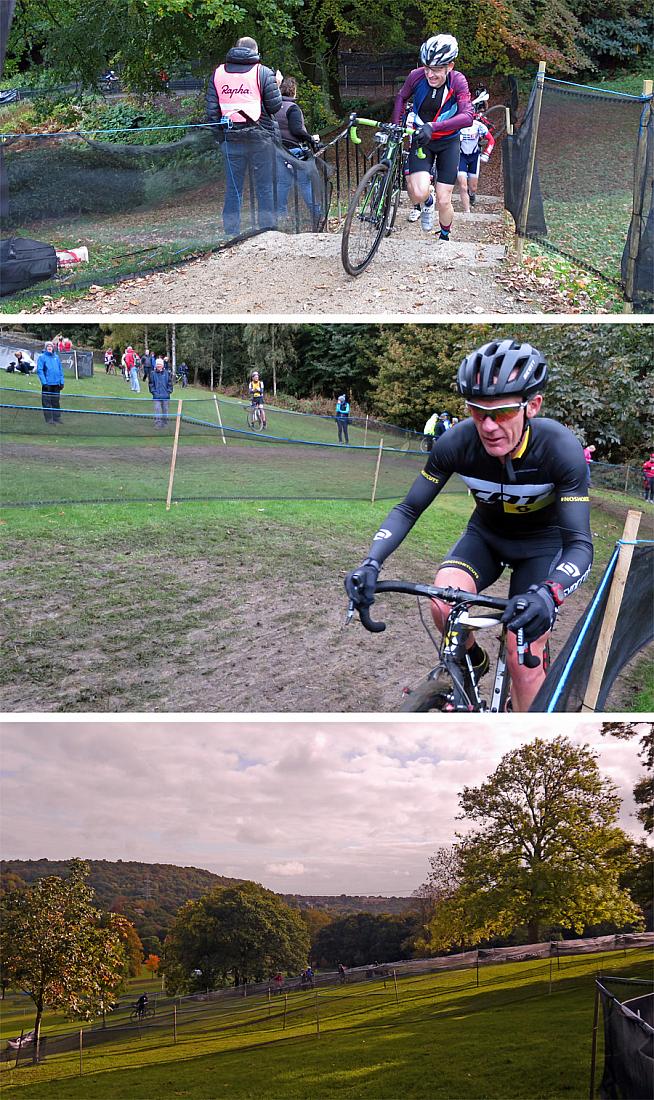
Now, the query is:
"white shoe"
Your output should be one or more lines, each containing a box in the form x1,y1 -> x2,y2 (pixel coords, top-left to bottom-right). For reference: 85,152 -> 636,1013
420,201 -> 435,232
407,205 -> 421,222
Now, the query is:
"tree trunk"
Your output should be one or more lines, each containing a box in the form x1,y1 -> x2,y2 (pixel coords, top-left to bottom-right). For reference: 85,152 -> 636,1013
527,918 -> 540,943
33,1001 -> 43,1064
218,328 -> 224,390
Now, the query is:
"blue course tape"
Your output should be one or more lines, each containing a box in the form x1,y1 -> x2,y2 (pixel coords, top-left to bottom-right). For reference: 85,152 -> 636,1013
546,545 -> 620,713
543,77 -> 650,101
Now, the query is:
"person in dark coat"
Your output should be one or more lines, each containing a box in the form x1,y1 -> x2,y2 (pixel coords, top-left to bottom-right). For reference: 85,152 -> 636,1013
275,76 -> 322,225
149,356 -> 174,426
206,36 -> 282,236
36,341 -> 64,424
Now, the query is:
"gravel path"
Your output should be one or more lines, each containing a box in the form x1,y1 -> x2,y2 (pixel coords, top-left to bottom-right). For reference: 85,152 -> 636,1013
42,196 -> 533,317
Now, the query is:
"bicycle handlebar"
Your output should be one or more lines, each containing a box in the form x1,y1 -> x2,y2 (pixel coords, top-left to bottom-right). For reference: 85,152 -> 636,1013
347,114 -> 425,159
350,579 -> 540,667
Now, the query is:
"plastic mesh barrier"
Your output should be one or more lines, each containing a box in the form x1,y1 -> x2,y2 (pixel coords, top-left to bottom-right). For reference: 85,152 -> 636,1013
530,542 -> 654,712
0,401 -> 457,505
504,77 -> 652,306
1,124 -> 338,297
598,977 -> 654,1100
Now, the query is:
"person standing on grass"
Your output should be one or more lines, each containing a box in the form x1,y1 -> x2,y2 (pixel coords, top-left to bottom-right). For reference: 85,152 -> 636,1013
149,356 -> 173,427
335,394 -> 350,444
122,346 -> 140,393
36,341 -> 64,425
392,35 -> 473,241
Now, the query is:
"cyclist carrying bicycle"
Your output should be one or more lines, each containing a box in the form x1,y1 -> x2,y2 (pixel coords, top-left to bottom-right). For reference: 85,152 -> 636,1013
392,35 -> 473,241
248,371 -> 267,427
345,339 -> 593,712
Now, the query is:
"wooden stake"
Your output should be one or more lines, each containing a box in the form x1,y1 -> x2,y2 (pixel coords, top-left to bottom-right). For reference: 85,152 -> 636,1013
505,106 -> 513,136
165,399 -> 183,511
213,394 -> 227,445
549,955 -> 553,994
582,510 -> 642,711
79,1028 -> 83,1076
315,990 -> 320,1037
516,61 -> 546,264
371,438 -> 384,503
589,984 -> 600,1099
173,1005 -> 177,1044
393,969 -> 399,1004
624,79 -> 653,309
364,414 -> 368,447
283,993 -> 288,1030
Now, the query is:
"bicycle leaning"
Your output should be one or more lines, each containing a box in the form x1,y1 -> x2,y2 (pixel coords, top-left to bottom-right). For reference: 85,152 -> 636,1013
341,114 -> 424,276
347,578 -> 547,713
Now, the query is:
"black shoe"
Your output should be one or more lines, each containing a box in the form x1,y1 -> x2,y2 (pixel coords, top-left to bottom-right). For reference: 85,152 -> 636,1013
469,193 -> 476,208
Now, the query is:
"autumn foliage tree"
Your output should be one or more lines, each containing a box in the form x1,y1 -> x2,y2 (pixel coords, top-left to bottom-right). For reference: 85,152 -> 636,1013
0,860 -> 126,1060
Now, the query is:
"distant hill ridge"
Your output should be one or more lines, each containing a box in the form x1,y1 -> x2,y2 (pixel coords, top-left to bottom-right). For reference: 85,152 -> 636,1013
0,859 -> 413,946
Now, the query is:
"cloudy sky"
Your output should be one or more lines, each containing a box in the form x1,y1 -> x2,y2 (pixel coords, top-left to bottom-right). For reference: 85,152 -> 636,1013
0,719 -> 647,896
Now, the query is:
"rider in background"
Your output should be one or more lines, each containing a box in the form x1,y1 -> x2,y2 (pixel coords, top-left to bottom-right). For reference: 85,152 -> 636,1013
392,35 -> 473,241
345,339 -> 593,712
457,111 -> 495,213
136,992 -> 149,1018
248,371 -> 267,427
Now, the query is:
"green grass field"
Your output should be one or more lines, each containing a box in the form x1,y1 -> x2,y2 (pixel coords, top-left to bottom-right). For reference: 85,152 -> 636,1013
2,950 -> 651,1098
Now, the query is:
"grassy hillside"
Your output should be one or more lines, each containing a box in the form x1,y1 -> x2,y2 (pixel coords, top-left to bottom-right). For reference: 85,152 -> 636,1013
2,949 -> 651,1098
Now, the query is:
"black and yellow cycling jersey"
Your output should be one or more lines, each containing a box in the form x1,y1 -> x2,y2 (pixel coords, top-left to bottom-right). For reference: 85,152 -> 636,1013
368,417 -> 593,598
249,380 -> 264,400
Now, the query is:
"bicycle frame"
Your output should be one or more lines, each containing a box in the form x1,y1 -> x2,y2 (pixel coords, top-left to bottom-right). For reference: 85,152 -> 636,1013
348,579 -> 539,714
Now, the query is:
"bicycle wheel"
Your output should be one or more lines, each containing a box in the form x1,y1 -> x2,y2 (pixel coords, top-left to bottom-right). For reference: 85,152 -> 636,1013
253,408 -> 265,432
398,667 -> 458,712
483,105 -> 507,142
419,436 -> 431,454
341,163 -> 393,276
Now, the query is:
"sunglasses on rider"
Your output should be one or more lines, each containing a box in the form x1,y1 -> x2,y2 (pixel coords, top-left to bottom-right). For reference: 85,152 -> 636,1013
465,400 -> 528,424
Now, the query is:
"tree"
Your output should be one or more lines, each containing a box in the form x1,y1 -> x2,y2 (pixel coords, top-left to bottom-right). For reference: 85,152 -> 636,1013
162,881 -> 310,992
0,859 -> 126,1059
602,721 -> 654,834
108,914 -> 144,978
452,736 -> 643,944
144,954 -> 160,978
312,912 -> 417,968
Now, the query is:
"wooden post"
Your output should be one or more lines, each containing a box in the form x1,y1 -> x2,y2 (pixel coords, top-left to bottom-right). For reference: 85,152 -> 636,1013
476,953 -> 480,988
213,394 -> 227,445
173,1005 -> 177,1044
623,79 -> 653,311
516,61 -> 546,264
393,969 -> 399,1005
549,955 -> 553,994
165,399 -> 183,511
624,465 -> 630,495
268,989 -> 271,1017
364,414 -> 368,447
582,510 -> 642,711
283,993 -> 288,1030
505,106 -> 513,137
371,438 -> 384,503
79,1028 -> 83,1076
315,990 -> 320,1037
589,984 -> 600,1099
73,350 -> 79,381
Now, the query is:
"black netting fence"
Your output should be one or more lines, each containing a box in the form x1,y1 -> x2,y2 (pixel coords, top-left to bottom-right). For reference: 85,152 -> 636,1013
503,75 -> 653,308
0,113 -> 382,298
597,977 -> 654,1099
0,397 -> 455,506
531,541 -> 654,712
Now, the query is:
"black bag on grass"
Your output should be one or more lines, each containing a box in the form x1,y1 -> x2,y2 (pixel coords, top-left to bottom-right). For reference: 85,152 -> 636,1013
0,237 -> 58,297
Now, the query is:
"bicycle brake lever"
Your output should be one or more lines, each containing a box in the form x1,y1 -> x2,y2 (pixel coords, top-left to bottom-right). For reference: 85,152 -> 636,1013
516,627 -> 541,668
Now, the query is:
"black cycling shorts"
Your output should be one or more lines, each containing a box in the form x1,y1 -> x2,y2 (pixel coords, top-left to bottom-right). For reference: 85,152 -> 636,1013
406,136 -> 460,186
439,514 -> 563,596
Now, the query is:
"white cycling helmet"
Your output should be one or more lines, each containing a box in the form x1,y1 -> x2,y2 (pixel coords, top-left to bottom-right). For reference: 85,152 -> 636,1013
420,35 -> 459,67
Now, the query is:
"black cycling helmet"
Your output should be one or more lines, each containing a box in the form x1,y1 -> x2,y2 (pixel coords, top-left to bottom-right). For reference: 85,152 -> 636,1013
457,339 -> 548,399
420,35 -> 458,67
